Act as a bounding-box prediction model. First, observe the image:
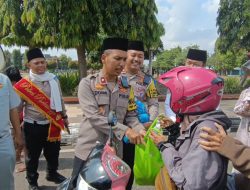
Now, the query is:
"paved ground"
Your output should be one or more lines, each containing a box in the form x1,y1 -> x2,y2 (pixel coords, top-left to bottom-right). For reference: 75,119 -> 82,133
15,100 -> 238,190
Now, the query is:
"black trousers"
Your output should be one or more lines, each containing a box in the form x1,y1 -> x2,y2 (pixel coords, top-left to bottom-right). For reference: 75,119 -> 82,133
123,142 -> 135,190
23,122 -> 60,185
68,156 -> 86,190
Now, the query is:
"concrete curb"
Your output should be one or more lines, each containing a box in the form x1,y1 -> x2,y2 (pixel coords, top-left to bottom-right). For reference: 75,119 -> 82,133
63,94 -> 240,104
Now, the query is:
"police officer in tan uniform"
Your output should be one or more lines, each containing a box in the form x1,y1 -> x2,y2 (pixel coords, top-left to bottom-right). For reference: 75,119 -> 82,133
125,40 -> 159,124
122,40 -> 159,190
69,38 -> 145,189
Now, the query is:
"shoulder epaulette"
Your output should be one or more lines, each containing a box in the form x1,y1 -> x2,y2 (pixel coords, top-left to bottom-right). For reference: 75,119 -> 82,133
87,73 -> 98,79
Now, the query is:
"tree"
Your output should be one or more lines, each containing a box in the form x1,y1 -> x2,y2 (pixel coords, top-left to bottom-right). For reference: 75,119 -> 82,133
0,0 -> 35,47
152,45 -> 200,75
3,50 -> 12,67
100,0 -> 165,74
207,49 -> 247,75
217,0 -> 250,52
59,54 -> 71,70
47,59 -> 58,70
1,0 -> 165,79
21,0 -> 103,78
86,51 -> 102,70
12,49 -> 22,69
68,60 -> 78,70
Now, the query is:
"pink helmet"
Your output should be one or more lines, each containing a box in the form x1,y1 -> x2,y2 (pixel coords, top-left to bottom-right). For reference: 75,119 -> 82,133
158,66 -> 224,115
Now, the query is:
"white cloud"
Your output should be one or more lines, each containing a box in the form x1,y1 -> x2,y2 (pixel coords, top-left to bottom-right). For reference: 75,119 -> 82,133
202,0 -> 219,13
156,0 -> 219,53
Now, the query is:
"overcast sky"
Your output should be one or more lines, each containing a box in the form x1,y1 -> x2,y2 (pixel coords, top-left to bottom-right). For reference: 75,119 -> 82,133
2,0 -> 220,59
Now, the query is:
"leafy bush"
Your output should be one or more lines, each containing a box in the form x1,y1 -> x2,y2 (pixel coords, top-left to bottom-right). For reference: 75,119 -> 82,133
223,77 -> 243,94
156,76 -> 244,95
56,73 -> 246,96
56,71 -> 80,96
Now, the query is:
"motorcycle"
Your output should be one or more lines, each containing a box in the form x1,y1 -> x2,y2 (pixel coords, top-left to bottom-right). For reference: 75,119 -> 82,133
57,111 -> 131,190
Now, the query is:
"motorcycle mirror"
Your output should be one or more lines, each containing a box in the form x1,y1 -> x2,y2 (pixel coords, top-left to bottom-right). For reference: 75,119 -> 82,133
0,45 -> 6,72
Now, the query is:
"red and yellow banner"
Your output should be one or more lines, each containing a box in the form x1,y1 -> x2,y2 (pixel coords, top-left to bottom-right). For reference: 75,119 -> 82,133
14,78 -> 65,142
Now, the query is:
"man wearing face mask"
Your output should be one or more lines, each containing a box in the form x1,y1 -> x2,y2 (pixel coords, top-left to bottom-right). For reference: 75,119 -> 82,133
121,40 -> 159,190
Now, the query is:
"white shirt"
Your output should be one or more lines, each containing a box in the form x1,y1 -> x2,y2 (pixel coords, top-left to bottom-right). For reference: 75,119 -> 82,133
0,74 -> 20,138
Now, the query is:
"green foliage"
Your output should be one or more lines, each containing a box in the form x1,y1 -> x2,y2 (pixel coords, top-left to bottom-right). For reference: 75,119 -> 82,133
152,45 -> 199,74
0,0 -> 165,78
59,54 -> 71,70
56,71 -> 80,96
100,0 -> 164,74
0,0 -> 35,46
208,49 -> 248,74
86,51 -> 102,70
47,60 -> 58,70
3,50 -> 12,67
217,0 -> 250,52
223,77 -> 243,94
68,61 -> 78,70
12,49 -> 22,69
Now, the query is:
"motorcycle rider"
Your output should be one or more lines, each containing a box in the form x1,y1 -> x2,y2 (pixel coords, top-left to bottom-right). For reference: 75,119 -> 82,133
153,66 -> 230,189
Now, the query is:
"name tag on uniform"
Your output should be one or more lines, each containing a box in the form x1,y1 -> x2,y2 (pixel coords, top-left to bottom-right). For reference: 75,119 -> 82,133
119,94 -> 129,99
94,91 -> 107,95
0,83 -> 3,90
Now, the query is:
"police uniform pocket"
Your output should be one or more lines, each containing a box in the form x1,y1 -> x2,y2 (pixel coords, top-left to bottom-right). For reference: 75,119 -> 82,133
96,96 -> 109,116
116,99 -> 129,119
97,96 -> 109,105
117,99 -> 128,108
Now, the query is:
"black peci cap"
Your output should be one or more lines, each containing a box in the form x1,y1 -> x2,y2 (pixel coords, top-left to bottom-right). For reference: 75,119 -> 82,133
27,48 -> 45,62
187,49 -> 207,62
128,40 -> 144,52
101,38 -> 128,52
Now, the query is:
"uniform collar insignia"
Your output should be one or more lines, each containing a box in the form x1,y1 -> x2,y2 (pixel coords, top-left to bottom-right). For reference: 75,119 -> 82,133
95,83 -> 105,90
100,77 -> 107,85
